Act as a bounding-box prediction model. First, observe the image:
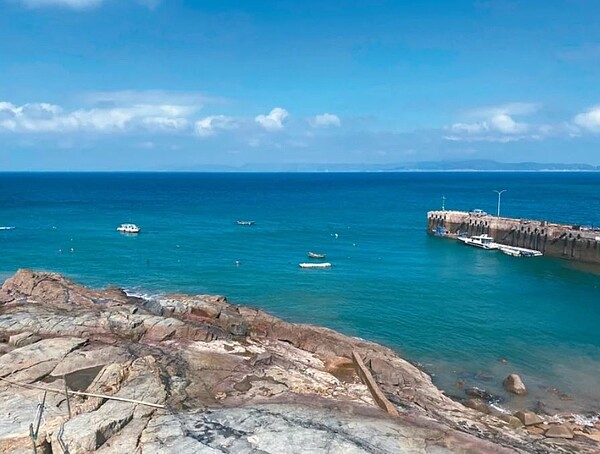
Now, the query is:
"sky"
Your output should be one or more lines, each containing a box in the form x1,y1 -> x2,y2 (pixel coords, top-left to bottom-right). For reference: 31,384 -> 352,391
1,0 -> 600,170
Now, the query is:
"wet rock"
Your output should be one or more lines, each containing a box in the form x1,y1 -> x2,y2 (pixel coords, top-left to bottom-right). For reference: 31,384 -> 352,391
503,373 -> 527,395
8,331 -> 41,347
463,398 -> 491,414
464,387 -> 501,403
545,424 -> 574,439
514,410 -> 543,426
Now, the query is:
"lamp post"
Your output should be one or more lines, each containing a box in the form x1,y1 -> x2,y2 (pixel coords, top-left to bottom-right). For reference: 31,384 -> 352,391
493,190 -> 507,217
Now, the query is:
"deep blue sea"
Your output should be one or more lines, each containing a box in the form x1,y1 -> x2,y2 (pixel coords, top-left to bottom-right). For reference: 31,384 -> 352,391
1,172 -> 599,415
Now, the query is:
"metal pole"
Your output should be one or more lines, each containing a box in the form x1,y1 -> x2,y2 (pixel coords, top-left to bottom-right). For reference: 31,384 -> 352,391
493,190 -> 507,217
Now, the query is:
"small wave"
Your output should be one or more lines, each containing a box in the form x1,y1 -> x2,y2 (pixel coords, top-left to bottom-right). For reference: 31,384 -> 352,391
0,226 -> 15,230
124,288 -> 165,301
548,412 -> 600,427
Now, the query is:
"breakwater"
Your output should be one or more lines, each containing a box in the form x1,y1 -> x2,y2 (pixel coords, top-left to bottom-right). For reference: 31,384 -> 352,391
427,210 -> 600,265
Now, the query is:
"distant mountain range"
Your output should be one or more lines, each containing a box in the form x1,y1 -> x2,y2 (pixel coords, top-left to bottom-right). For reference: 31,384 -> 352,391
180,160 -> 599,172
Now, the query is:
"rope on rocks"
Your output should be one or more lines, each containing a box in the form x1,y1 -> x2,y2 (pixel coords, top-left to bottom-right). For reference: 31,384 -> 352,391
0,376 -> 165,409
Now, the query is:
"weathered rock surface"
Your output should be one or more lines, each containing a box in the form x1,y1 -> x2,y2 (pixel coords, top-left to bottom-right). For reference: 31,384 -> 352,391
503,374 -> 527,396
0,269 -> 596,453
545,424 -> 574,439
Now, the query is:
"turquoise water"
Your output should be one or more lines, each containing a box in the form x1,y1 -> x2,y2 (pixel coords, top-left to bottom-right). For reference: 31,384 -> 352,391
1,172 -> 599,414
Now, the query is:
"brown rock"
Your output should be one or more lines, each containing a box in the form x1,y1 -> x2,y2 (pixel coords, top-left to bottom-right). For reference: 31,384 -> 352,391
503,373 -> 527,395
463,398 -> 491,414
514,410 -> 543,426
545,424 -> 574,439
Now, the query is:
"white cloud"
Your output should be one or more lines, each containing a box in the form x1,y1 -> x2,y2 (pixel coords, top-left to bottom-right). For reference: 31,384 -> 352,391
0,100 -> 194,134
255,107 -> 288,131
195,115 -> 237,137
573,106 -> 600,133
445,102 -> 537,142
310,113 -> 341,128
12,0 -> 104,8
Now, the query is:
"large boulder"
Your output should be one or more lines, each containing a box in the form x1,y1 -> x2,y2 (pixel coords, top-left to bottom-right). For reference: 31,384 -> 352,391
503,373 -> 527,395
545,424 -> 574,439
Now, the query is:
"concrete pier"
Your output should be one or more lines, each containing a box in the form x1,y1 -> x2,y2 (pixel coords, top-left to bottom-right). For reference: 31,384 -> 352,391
427,210 -> 600,265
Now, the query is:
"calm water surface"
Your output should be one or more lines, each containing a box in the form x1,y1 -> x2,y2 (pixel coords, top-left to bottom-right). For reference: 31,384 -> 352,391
1,172 -> 599,415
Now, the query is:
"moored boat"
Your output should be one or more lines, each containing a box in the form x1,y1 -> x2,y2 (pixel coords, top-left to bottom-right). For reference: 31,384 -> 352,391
457,234 -> 499,250
498,245 -> 543,257
117,223 -> 141,234
299,262 -> 332,269
308,252 -> 326,259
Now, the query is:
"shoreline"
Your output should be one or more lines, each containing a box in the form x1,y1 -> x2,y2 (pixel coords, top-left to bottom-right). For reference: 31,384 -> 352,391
0,269 -> 598,452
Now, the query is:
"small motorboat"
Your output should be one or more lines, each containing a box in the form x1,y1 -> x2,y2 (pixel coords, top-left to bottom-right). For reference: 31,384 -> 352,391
457,234 -> 499,250
236,220 -> 255,226
308,252 -> 326,259
299,262 -> 332,269
117,223 -> 141,234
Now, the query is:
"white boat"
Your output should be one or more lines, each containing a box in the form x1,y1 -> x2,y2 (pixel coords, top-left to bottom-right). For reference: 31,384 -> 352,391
457,234 -> 499,250
498,245 -> 543,257
117,223 -> 141,234
308,252 -> 326,259
236,220 -> 255,226
299,262 -> 332,269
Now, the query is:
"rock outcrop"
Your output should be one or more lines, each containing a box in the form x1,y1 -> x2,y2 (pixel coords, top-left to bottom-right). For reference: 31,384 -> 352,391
0,269 -> 597,453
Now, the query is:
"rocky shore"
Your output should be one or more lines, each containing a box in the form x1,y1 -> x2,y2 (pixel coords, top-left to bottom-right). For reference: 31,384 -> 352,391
0,270 -> 597,453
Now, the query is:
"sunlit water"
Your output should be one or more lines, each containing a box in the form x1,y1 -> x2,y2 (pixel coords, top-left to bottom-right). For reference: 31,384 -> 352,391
1,172 -> 599,416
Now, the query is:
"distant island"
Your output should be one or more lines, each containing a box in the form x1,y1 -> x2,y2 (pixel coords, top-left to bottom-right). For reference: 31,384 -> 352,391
176,160 -> 600,172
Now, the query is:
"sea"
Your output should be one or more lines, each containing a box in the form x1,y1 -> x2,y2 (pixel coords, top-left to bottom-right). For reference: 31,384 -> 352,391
0,172 -> 599,417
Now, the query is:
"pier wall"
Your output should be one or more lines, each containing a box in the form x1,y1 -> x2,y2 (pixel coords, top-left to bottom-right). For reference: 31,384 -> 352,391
427,210 -> 600,265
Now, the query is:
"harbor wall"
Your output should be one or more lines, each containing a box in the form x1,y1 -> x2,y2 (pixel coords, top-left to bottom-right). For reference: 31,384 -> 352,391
427,210 -> 600,265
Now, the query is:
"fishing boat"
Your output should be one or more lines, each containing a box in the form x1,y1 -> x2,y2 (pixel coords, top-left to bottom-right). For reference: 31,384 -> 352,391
236,220 -> 255,226
457,234 -> 499,250
117,223 -> 141,234
299,262 -> 332,269
308,252 -> 326,259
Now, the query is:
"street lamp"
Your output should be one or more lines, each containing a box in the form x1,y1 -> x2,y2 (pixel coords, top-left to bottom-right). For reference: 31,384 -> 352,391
493,190 -> 507,217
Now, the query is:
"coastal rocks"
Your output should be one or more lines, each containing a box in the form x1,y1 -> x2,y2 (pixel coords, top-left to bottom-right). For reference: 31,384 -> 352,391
514,410 -> 544,426
545,424 -> 574,439
0,270 -> 597,453
503,373 -> 527,395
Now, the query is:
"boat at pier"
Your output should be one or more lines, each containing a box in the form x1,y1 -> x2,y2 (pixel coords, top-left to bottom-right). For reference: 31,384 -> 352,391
457,234 -> 499,250
498,245 -> 543,257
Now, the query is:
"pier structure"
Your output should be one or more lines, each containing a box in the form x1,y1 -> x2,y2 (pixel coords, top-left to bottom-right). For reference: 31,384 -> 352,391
427,210 -> 600,265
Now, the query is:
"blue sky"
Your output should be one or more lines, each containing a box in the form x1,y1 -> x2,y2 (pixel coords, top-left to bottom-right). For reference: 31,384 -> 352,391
1,0 -> 600,170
